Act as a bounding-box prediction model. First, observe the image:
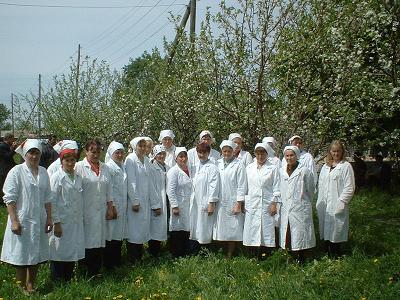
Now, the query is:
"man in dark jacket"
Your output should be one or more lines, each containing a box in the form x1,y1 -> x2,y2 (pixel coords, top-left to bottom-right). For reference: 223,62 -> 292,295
0,133 -> 17,202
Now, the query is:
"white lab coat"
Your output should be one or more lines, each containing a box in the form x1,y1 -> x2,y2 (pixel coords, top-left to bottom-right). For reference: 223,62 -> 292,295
167,165 -> 193,232
237,150 -> 253,167
105,159 -> 128,241
1,163 -> 51,265
75,158 -> 113,249
149,161 -> 169,241
188,147 -> 220,176
282,150 -> 317,187
49,169 -> 85,261
190,160 -> 220,244
165,145 -> 176,168
279,165 -> 316,251
47,158 -> 61,177
243,161 -> 280,247
316,161 -> 355,242
213,158 -> 247,241
125,153 -> 160,244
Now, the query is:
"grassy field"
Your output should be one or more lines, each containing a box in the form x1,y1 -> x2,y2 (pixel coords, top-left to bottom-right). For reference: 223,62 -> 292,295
0,189 -> 399,299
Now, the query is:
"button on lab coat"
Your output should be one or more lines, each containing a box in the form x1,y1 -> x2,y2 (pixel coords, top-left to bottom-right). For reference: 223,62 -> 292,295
1,163 -> 51,265
316,161 -> 355,242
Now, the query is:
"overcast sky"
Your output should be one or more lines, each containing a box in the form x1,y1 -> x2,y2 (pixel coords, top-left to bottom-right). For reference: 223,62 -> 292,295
0,0 -> 225,109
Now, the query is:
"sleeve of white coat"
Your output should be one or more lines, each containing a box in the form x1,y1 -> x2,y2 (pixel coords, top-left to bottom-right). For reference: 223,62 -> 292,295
166,168 -> 179,208
207,165 -> 220,203
304,168 -> 315,199
244,152 -> 253,167
43,169 -> 53,204
338,162 -> 355,204
149,167 -> 161,210
50,173 -> 61,223
236,163 -> 247,201
306,153 -> 318,188
125,157 -> 140,206
104,166 -> 113,203
2,167 -> 19,205
272,166 -> 281,202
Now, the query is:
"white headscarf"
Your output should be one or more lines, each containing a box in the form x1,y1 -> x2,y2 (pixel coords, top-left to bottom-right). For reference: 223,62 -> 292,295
105,141 -> 124,163
220,140 -> 237,150
175,147 -> 187,157
129,137 -> 146,151
15,139 -> 42,157
228,133 -> 242,141
262,137 -> 276,148
283,145 -> 300,159
158,130 -> 175,142
152,144 -> 166,157
288,135 -> 302,144
199,130 -> 215,143
254,142 -> 275,158
53,139 -> 78,154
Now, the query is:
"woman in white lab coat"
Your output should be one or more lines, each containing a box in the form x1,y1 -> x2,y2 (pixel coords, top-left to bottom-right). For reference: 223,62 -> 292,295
125,137 -> 161,262
188,130 -> 220,176
158,129 -> 176,168
49,148 -> 84,281
75,139 -> 114,276
149,145 -> 169,257
262,137 -> 281,167
316,140 -> 355,257
279,146 -> 315,263
1,139 -> 52,295
167,147 -> 193,257
228,133 -> 253,167
213,140 -> 247,257
243,143 -> 280,254
190,142 -> 220,246
47,140 -> 79,177
104,141 -> 127,269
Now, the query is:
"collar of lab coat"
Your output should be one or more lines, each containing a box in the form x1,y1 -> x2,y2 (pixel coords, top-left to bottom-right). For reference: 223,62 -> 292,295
82,157 -> 105,174
107,158 -> 125,173
282,164 -> 302,180
21,162 -> 40,185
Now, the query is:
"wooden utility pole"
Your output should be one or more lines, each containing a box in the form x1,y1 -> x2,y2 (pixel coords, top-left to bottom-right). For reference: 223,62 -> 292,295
189,0 -> 196,43
38,74 -> 42,138
167,3 -> 191,65
75,44 -> 81,100
11,93 -> 14,136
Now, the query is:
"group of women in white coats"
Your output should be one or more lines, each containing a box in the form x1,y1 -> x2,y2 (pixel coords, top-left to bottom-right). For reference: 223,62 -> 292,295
1,131 -> 355,294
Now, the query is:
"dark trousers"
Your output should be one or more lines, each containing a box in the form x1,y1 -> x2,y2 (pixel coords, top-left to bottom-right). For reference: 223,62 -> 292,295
324,241 -> 342,257
148,240 -> 162,257
79,248 -> 104,276
126,243 -> 144,263
103,240 -> 123,270
50,261 -> 75,282
170,231 -> 190,258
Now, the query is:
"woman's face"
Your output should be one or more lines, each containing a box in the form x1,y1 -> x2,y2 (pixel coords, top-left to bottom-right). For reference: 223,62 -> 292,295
200,135 -> 212,146
62,155 -> 77,173
255,148 -> 267,165
232,137 -> 242,150
155,151 -> 166,164
284,150 -> 297,167
86,145 -> 101,164
112,149 -> 125,164
197,150 -> 210,162
221,146 -> 234,160
176,152 -> 188,168
162,137 -> 173,149
330,145 -> 343,162
291,138 -> 303,149
145,141 -> 153,156
25,148 -> 41,167
136,140 -> 147,157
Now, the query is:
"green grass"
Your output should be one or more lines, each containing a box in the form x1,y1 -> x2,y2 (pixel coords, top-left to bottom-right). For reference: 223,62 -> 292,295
0,189 -> 399,299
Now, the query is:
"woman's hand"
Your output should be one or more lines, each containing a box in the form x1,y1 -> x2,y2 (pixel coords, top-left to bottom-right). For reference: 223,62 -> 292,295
112,206 -> 118,219
207,203 -> 215,216
54,223 -> 63,238
268,202 -> 277,216
45,217 -> 53,233
153,208 -> 161,216
232,201 -> 242,215
132,204 -> 140,212
172,207 -> 180,216
11,220 -> 22,235
106,206 -> 114,220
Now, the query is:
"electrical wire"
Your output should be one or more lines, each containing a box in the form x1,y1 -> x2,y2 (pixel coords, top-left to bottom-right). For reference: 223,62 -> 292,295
0,2 -> 186,9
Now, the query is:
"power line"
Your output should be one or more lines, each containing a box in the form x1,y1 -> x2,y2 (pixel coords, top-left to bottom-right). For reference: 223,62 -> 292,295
0,2 -> 186,9
102,0 -> 180,61
85,0 -> 164,58
108,6 -> 186,65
